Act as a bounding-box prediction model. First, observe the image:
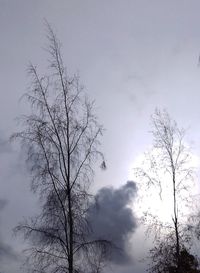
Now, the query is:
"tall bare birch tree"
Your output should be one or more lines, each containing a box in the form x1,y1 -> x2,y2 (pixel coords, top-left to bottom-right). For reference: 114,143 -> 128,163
12,25 -> 110,273
135,109 -> 196,273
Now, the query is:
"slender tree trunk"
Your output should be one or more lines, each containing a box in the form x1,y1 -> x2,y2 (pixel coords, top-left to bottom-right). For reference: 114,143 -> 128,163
172,170 -> 180,273
68,186 -> 74,273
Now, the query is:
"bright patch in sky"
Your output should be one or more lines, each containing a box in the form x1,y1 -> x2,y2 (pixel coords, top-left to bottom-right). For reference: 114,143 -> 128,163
129,147 -> 200,226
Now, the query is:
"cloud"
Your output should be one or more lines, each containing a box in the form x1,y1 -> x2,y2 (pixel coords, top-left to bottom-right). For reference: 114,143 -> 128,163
0,241 -> 17,261
87,181 -> 137,264
0,135 -> 12,154
0,199 -> 17,262
0,199 -> 7,211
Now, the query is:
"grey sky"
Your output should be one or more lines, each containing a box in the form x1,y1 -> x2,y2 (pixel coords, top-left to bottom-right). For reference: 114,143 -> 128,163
1,1 -> 200,272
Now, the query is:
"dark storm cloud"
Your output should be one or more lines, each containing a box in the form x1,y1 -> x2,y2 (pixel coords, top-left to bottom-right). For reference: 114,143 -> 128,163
0,199 -> 7,210
0,241 -> 17,261
0,135 -> 12,154
87,181 -> 137,264
0,199 -> 17,262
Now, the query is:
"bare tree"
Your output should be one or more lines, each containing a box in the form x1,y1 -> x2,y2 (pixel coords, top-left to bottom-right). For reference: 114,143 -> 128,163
135,109 -> 195,273
12,25 -> 111,273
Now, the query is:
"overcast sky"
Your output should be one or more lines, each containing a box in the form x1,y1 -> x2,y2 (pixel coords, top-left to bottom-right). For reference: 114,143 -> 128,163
1,1 -> 200,272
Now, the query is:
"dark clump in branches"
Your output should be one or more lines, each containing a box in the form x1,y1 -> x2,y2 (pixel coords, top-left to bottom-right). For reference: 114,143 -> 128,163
149,237 -> 200,273
12,25 -> 111,273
